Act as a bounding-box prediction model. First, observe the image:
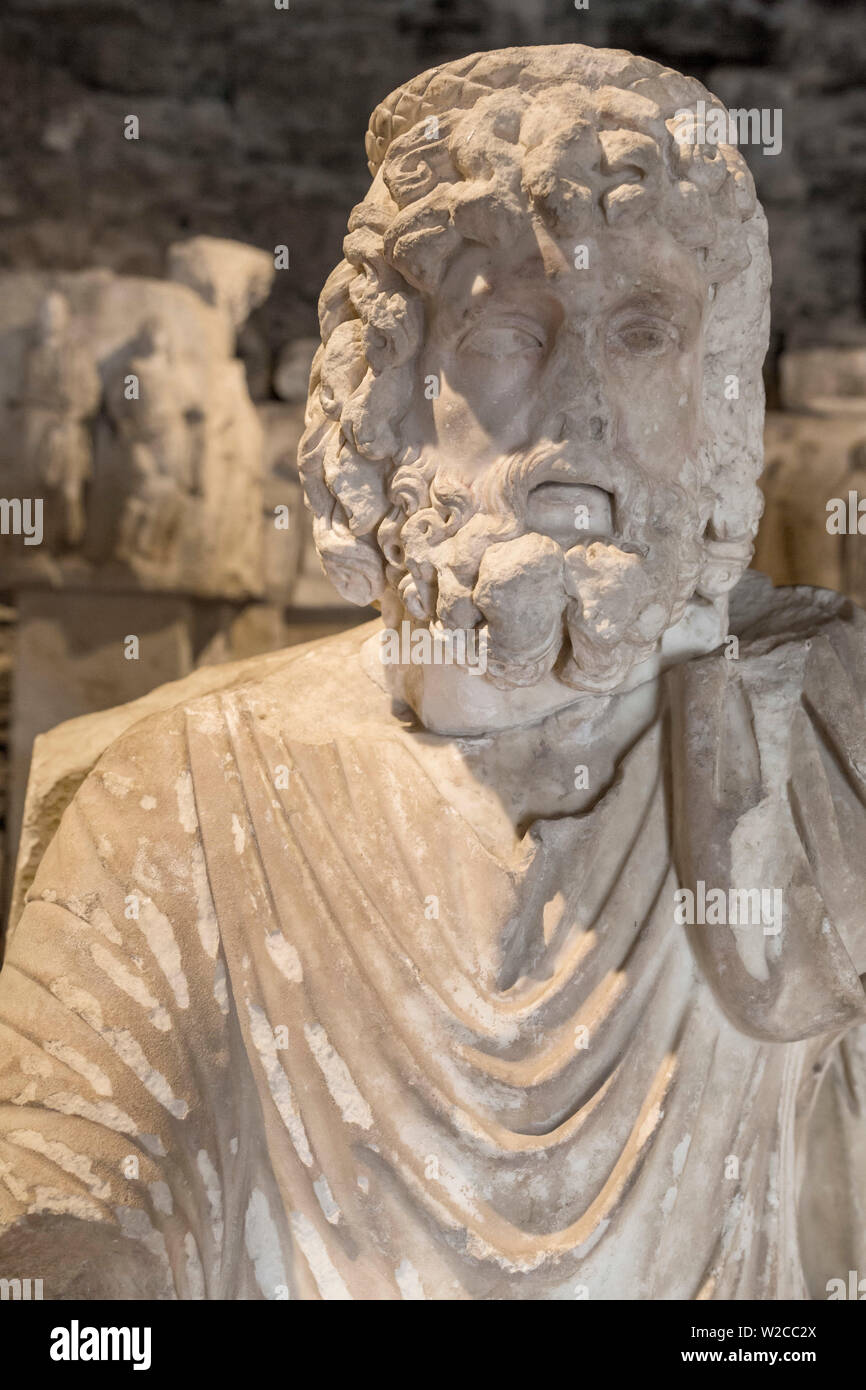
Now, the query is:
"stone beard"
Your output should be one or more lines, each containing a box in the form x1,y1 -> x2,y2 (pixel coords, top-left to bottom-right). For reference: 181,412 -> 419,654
395,436 -> 708,691
0,45 -> 865,1303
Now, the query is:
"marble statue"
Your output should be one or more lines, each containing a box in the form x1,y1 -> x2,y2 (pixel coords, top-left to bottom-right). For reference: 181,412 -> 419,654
1,45 -> 865,1301
108,318 -> 207,571
0,238 -> 272,597
15,290 -> 101,550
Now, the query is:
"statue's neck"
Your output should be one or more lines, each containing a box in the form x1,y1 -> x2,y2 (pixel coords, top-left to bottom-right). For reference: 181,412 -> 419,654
362,591 -> 728,738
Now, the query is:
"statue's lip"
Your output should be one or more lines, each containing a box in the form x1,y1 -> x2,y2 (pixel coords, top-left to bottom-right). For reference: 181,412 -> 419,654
526,480 -> 611,503
525,458 -> 618,500
526,475 -> 616,537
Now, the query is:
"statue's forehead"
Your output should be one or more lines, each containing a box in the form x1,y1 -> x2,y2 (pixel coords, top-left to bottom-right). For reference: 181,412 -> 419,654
434,223 -> 707,318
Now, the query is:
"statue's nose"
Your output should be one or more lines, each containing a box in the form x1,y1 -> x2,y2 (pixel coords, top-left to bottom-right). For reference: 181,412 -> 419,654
545,331 -> 610,445
551,408 -> 608,444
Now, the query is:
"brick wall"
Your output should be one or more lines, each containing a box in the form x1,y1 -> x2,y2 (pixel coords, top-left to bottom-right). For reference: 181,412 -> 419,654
1,0 -> 863,389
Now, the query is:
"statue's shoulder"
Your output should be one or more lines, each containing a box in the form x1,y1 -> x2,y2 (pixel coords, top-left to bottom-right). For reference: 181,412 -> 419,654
231,618 -> 396,744
676,569 -> 866,754
10,620 -> 385,931
722,569 -> 866,723
728,568 -> 866,660
671,570 -> 866,1039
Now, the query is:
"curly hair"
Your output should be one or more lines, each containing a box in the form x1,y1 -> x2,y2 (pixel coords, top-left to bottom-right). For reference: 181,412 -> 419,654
298,45 -> 771,613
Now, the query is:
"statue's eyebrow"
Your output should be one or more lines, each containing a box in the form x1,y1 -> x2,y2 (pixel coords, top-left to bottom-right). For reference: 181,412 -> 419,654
452,300 -> 491,331
609,284 -> 703,324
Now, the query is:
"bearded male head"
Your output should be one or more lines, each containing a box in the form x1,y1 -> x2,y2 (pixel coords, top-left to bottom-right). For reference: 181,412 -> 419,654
299,46 -> 770,698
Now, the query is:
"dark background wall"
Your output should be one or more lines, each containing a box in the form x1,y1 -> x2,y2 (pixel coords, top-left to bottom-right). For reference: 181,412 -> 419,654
1,0 -> 864,397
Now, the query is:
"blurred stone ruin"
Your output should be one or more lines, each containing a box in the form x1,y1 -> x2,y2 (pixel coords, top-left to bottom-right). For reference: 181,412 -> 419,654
756,343 -> 866,597
0,235 -> 369,915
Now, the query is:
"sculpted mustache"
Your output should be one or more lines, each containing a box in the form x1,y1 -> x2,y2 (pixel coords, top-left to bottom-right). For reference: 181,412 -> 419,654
476,441 -> 648,537
403,443 -> 700,567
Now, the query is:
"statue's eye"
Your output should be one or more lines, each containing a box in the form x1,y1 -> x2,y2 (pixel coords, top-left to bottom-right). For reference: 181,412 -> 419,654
609,317 -> 680,357
459,322 -> 545,359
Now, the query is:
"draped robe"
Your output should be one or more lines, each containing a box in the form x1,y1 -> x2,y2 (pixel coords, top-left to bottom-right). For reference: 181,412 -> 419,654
1,572 -> 865,1300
